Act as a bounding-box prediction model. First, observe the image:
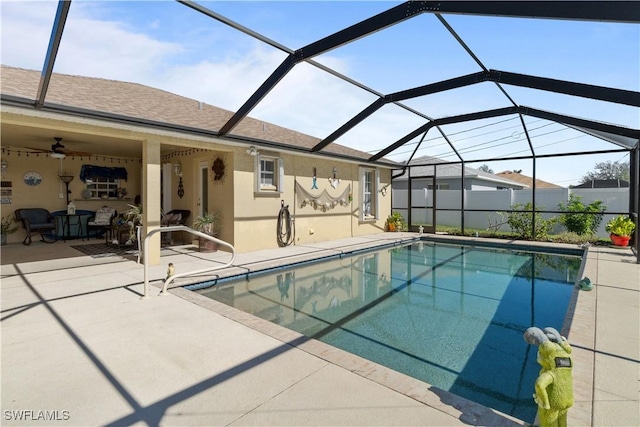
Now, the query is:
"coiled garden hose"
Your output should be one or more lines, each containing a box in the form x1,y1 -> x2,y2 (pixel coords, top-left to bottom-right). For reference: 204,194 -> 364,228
277,201 -> 294,247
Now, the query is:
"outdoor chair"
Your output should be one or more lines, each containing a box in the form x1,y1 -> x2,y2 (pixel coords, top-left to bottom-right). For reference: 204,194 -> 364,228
161,209 -> 191,245
87,206 -> 117,239
14,208 -> 56,245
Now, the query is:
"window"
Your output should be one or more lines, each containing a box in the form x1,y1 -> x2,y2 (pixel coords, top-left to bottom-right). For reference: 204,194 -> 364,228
360,167 -> 379,220
256,155 -> 284,194
85,177 -> 122,199
427,183 -> 449,190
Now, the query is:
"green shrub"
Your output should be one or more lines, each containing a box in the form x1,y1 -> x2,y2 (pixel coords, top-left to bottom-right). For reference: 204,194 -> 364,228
506,202 -> 557,240
558,194 -> 606,235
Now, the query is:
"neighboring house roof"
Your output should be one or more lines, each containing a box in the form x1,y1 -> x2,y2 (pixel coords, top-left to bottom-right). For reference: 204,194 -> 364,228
0,65 -> 389,164
496,171 -> 563,189
393,155 -> 527,189
572,179 -> 629,188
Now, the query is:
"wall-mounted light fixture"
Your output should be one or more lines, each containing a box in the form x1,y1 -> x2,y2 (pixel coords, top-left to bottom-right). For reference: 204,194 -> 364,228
173,161 -> 182,177
1,158 -> 7,177
246,146 -> 260,156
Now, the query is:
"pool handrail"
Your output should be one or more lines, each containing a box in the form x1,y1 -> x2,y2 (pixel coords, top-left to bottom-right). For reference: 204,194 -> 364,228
141,225 -> 236,299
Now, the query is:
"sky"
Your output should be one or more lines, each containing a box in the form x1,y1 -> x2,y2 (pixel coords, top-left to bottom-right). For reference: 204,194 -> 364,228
1,1 -> 638,186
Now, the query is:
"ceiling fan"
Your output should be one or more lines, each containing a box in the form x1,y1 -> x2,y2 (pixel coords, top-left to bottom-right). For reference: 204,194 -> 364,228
26,137 -> 92,159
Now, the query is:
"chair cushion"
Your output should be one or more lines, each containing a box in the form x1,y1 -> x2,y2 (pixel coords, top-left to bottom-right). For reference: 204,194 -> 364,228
162,212 -> 182,225
90,207 -> 115,225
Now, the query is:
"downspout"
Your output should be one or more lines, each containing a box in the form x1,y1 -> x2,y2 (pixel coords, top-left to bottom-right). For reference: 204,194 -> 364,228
392,166 -> 408,180
408,166 -> 413,230
392,165 -> 411,229
461,160 -> 465,233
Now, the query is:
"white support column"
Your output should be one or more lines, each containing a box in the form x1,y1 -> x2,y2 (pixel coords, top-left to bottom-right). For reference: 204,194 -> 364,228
142,139 -> 162,265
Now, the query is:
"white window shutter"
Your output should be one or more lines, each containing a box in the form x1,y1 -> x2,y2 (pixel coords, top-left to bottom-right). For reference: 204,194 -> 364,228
278,158 -> 284,193
255,155 -> 260,191
375,169 -> 380,219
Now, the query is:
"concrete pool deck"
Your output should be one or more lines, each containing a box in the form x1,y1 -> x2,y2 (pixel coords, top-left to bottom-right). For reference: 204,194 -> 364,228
1,233 -> 638,426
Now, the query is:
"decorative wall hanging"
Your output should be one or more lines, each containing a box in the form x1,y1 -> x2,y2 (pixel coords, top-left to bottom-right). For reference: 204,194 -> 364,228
23,171 -> 43,186
328,167 -> 340,189
177,177 -> 185,198
296,181 -> 350,212
210,156 -> 226,184
311,167 -> 318,189
1,181 -> 13,204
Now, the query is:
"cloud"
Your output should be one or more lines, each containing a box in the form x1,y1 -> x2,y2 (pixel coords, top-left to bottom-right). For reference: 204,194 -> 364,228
1,2 -> 636,185
0,2 -> 58,70
0,2 -> 411,154
161,45 -> 287,113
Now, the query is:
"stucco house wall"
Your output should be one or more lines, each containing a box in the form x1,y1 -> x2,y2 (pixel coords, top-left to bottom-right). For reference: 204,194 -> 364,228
1,67 -> 393,255
231,148 -> 390,252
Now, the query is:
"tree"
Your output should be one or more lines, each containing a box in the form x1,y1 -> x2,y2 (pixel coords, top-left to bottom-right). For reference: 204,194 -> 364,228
478,164 -> 493,173
580,160 -> 629,183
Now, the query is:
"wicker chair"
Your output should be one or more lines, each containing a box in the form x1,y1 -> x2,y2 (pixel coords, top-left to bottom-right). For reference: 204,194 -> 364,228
161,209 -> 191,245
87,206 -> 118,240
14,208 -> 56,245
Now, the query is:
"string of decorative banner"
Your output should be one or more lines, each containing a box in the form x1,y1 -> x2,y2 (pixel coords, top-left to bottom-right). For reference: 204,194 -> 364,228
161,148 -> 211,161
1,147 -> 141,163
1,146 -> 213,163
295,181 -> 351,212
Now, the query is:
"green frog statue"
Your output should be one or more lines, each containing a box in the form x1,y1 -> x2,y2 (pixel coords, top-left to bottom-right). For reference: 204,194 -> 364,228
523,326 -> 574,427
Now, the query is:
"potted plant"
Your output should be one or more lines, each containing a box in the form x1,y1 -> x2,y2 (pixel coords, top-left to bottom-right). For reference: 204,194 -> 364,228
385,212 -> 406,232
605,215 -> 635,247
192,211 -> 222,252
1,215 -> 19,246
121,204 -> 143,245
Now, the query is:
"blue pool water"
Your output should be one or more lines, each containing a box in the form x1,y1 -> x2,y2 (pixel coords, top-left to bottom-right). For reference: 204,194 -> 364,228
195,241 -> 582,422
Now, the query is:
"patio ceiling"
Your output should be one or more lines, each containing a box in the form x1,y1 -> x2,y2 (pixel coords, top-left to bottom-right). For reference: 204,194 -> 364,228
1,1 -> 639,168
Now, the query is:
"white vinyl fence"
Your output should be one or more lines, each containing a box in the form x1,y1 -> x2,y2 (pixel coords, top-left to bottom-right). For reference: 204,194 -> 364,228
392,187 -> 630,238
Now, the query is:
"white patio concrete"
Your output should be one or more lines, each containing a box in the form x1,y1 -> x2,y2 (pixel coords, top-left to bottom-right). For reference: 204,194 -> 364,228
1,234 -> 638,426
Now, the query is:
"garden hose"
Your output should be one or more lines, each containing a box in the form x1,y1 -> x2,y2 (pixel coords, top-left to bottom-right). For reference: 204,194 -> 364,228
277,201 -> 294,247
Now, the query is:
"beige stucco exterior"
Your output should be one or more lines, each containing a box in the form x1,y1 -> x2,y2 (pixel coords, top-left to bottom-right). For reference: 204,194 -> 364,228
1,109 -> 393,260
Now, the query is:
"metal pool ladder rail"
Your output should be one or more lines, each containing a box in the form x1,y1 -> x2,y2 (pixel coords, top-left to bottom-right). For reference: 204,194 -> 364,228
141,225 -> 236,299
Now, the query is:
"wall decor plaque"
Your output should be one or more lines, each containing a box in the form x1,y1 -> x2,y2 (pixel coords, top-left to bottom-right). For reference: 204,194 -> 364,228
23,171 -> 43,186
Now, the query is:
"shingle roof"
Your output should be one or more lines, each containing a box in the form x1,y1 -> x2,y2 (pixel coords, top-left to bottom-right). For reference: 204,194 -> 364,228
572,179 -> 629,188
394,155 -> 526,188
496,171 -> 563,188
0,65 -> 383,162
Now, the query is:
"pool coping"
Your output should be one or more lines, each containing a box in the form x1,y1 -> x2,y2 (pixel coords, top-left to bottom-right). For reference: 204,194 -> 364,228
170,234 -> 595,426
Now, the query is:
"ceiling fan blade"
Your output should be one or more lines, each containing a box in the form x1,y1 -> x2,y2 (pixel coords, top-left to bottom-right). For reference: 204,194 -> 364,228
65,150 -> 93,157
26,146 -> 53,153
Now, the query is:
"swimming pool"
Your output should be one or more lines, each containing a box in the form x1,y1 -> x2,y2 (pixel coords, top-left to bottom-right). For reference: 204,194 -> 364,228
194,240 -> 582,422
